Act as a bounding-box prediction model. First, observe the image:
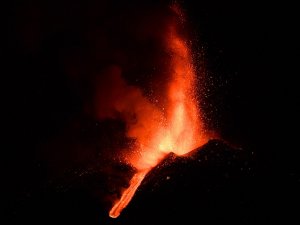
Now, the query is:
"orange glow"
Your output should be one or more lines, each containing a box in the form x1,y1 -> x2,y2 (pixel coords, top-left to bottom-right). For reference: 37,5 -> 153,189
109,4 -> 209,218
109,170 -> 149,218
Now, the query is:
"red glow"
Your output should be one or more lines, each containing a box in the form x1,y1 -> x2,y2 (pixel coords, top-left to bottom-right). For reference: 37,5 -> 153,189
109,4 -> 209,218
109,170 -> 149,218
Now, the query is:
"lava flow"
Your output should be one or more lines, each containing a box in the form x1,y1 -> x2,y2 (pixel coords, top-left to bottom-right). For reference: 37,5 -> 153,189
109,4 -> 209,218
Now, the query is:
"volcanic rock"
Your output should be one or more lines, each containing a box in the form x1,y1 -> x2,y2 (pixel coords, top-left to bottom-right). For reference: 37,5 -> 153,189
7,139 -> 255,225
107,139 -> 256,225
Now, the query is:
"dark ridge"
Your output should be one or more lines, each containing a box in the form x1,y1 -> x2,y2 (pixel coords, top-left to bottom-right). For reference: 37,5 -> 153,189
141,139 -> 252,188
106,139 -> 256,225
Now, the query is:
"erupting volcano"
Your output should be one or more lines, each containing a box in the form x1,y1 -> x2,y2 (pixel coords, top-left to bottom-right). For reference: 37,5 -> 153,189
108,4 -> 210,218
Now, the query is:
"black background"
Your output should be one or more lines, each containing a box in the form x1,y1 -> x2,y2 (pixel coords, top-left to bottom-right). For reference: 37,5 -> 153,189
3,0 -> 299,224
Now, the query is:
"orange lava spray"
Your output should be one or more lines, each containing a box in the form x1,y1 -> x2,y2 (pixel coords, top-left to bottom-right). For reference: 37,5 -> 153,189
109,4 -> 209,218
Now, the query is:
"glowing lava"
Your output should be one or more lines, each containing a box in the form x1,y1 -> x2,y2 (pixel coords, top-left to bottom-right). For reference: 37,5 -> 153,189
109,169 -> 149,218
109,4 -> 209,218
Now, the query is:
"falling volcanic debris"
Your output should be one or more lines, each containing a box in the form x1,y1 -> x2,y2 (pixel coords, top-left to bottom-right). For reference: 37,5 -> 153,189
93,4 -> 212,218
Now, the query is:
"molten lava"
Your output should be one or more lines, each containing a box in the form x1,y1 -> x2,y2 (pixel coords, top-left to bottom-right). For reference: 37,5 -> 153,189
109,169 -> 149,218
109,4 -> 209,218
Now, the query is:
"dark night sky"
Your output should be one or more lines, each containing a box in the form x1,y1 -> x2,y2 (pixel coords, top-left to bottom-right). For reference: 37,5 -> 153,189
3,0 -> 299,224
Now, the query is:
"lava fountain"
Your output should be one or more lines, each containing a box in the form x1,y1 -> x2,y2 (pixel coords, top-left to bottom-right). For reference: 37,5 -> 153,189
109,4 -> 209,218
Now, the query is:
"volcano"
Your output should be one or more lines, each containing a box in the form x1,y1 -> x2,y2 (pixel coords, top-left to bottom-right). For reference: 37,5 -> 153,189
7,138 -> 255,225
105,139 -> 255,225
6,1 -> 293,225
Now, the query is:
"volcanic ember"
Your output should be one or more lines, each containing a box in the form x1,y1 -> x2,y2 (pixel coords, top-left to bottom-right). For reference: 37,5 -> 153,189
108,4 -> 210,218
